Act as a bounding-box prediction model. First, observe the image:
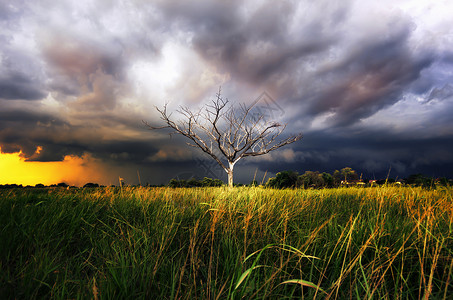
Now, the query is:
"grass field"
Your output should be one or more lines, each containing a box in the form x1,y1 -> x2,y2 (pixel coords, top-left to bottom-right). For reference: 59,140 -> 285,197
1,186 -> 452,299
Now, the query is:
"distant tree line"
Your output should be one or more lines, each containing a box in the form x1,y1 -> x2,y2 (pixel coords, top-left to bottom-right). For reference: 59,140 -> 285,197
165,167 -> 452,189
1,168 -> 451,189
266,168 -> 356,189
265,168 -> 452,189
168,177 -> 223,188
0,182 -> 101,189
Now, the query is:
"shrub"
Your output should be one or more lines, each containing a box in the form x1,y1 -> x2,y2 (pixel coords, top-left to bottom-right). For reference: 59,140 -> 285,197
266,171 -> 299,189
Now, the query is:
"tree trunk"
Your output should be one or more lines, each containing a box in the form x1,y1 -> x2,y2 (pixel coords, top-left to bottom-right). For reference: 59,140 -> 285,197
227,161 -> 236,187
227,169 -> 233,187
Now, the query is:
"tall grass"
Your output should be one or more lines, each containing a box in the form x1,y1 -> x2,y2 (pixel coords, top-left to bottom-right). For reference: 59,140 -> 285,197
0,185 -> 452,299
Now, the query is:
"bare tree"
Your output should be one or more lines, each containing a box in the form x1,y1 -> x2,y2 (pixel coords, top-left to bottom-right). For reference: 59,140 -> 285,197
146,89 -> 302,187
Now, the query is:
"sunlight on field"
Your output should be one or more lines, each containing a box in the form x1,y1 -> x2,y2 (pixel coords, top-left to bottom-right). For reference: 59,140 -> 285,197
0,150 -> 105,186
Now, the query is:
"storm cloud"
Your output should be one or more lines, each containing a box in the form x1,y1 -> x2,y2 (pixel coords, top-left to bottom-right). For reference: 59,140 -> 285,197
1,0 -> 453,185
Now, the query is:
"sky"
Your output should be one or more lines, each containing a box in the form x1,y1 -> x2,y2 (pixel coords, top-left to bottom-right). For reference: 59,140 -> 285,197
1,0 -> 453,186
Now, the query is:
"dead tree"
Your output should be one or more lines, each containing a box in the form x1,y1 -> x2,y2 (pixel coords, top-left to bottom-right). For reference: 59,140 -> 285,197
146,89 -> 302,187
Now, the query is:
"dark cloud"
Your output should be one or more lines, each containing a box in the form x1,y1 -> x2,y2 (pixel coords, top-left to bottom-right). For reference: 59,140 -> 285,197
0,106 -> 159,165
39,32 -> 128,110
42,34 -> 124,80
156,0 -> 438,131
0,35 -> 47,101
248,129 -> 453,180
156,2 -> 300,78
0,101 -> 152,153
0,72 -> 47,100
165,0 -> 338,86
293,16 -> 433,127
0,108 -> 71,158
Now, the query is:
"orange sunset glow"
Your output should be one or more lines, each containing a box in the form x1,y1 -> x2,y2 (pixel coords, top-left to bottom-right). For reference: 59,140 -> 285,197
0,149 -> 106,186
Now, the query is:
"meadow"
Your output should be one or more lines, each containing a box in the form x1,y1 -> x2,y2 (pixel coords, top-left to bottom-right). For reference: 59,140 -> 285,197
0,185 -> 452,299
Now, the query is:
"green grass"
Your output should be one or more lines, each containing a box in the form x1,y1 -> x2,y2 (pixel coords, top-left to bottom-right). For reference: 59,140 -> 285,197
1,186 -> 452,299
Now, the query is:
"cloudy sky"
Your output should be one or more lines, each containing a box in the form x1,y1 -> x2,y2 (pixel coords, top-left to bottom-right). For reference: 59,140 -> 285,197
1,0 -> 453,186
